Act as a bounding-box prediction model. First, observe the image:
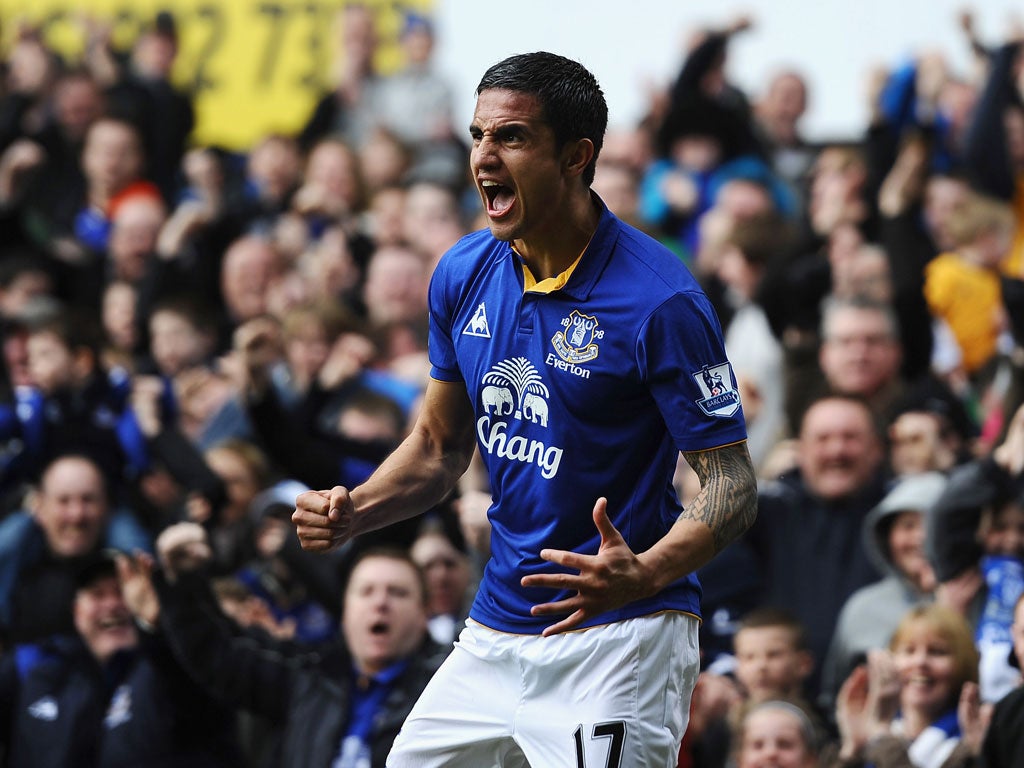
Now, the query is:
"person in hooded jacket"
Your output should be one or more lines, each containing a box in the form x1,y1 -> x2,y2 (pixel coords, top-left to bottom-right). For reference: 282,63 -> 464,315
820,471 -> 949,713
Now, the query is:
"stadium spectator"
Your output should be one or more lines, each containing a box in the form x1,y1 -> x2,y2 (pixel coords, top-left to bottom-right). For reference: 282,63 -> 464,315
0,454 -> 150,646
153,521 -> 449,768
745,394 -> 888,701
0,549 -> 242,766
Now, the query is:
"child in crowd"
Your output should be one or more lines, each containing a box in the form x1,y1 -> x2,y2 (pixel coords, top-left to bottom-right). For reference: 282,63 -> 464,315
682,609 -> 820,768
734,608 -> 817,705
733,699 -> 824,768
923,193 -> 1015,392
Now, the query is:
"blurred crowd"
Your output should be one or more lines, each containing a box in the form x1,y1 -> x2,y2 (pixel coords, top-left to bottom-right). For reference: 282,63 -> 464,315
2,3 -> 1024,767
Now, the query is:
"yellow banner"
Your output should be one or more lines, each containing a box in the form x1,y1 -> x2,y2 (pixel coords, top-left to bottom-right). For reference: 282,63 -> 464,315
0,0 -> 433,151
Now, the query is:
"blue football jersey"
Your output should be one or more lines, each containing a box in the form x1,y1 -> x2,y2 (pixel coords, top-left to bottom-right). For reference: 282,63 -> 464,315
428,199 -> 748,633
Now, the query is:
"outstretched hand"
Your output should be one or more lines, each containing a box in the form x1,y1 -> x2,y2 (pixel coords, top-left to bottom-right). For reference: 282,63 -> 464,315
292,487 -> 359,553
520,497 -> 653,636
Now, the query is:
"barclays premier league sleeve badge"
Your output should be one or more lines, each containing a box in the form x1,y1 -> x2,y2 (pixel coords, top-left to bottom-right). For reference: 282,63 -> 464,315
692,363 -> 741,418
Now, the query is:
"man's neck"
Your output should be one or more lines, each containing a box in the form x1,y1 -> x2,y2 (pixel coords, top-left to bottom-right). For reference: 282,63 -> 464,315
514,191 -> 600,281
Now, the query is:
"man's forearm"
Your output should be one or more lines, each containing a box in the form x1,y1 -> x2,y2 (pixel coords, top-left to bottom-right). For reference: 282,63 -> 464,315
348,422 -> 475,538
642,441 -> 758,591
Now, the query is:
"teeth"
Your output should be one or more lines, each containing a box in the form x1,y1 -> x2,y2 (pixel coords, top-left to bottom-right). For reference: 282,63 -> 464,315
481,180 -> 499,187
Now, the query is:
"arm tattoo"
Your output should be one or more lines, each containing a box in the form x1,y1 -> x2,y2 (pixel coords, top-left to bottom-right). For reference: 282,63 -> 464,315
680,442 -> 758,552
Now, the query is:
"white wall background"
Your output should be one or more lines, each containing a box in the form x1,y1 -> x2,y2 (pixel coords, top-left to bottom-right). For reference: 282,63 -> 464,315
433,0 -> 1021,142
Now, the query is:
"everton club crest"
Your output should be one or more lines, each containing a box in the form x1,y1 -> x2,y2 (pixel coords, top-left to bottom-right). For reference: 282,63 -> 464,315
551,310 -> 602,365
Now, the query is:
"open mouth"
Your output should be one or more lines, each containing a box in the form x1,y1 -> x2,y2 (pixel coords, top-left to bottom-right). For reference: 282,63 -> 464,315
481,180 -> 515,217
369,621 -> 389,636
98,616 -> 132,631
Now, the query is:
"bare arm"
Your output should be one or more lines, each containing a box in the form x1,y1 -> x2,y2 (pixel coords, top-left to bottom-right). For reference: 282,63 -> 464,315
523,440 -> 758,635
292,378 -> 477,552
674,440 -> 759,559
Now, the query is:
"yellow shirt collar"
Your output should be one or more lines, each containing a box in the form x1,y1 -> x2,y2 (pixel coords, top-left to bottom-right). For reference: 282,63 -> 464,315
515,236 -> 592,295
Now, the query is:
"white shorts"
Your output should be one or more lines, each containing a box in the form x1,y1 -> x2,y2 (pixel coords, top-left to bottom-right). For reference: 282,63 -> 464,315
387,612 -> 700,768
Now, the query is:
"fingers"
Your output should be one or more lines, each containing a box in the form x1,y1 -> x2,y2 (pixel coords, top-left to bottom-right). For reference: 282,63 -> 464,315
541,610 -> 586,637
292,487 -> 351,553
295,489 -> 331,517
529,595 -> 580,617
591,497 -> 624,544
328,486 -> 351,523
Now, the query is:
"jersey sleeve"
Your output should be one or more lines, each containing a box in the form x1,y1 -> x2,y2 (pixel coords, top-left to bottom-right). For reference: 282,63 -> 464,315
427,254 -> 464,383
637,290 -> 748,452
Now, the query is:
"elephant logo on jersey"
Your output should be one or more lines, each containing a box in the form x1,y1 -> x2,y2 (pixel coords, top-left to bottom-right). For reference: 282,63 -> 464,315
481,385 -> 514,416
477,357 -> 562,478
481,358 -> 550,425
692,363 -> 741,418
551,310 -> 602,365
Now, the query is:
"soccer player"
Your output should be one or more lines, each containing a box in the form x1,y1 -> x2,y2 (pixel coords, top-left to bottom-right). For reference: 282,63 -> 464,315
293,51 -> 758,767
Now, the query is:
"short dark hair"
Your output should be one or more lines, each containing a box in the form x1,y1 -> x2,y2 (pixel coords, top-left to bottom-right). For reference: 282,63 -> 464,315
344,546 -> 428,607
476,52 -> 607,185
736,607 -> 810,652
27,307 -> 104,362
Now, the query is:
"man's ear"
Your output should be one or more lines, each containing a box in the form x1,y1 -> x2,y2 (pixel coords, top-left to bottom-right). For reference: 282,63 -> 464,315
562,138 -> 595,179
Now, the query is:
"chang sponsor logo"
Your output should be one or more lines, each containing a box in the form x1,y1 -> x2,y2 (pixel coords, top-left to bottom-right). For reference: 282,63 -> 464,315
477,357 -> 563,479
477,417 -> 563,479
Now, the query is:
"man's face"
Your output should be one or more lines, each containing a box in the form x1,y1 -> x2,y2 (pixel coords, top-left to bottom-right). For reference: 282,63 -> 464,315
26,330 -> 75,395
410,533 -> 471,618
342,556 -> 428,676
819,307 -> 901,398
149,310 -> 206,378
102,282 -> 138,352
35,458 -> 108,557
469,89 -> 572,247
220,240 -> 277,322
74,574 -> 137,663
798,398 -> 883,501
55,76 -> 103,143
888,411 -> 954,475
109,198 -> 165,282
82,120 -> 143,197
362,247 -> 427,326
